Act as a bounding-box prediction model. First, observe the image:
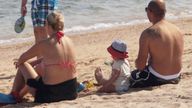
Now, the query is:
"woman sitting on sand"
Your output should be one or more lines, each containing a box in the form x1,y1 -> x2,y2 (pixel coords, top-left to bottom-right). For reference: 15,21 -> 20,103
10,11 -> 77,103
95,40 -> 131,93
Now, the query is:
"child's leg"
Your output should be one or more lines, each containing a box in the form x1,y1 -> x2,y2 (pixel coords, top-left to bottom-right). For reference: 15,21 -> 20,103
97,84 -> 116,93
95,67 -> 108,85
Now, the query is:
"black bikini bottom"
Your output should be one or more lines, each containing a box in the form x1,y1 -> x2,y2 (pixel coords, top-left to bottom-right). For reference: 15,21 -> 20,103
27,77 -> 77,103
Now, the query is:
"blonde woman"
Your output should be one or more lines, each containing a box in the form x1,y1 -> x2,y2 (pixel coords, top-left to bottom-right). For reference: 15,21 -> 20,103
11,11 -> 77,103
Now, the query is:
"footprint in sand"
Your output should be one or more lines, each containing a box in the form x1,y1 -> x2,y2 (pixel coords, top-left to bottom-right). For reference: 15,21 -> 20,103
184,33 -> 192,36
77,58 -> 101,66
0,75 -> 15,80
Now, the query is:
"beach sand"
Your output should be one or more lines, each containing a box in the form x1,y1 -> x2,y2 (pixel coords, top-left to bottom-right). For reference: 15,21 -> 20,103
1,18 -> 192,108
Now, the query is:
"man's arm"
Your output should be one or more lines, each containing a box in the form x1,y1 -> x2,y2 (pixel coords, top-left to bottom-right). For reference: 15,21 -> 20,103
135,30 -> 150,70
21,0 -> 27,16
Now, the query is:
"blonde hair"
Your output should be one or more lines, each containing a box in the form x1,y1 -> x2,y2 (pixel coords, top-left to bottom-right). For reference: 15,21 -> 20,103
61,36 -> 76,72
47,11 -> 64,31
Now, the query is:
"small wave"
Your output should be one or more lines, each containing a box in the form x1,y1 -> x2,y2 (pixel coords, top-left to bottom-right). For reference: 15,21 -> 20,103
65,19 -> 148,33
166,11 -> 192,20
0,19 -> 148,45
0,37 -> 33,45
166,13 -> 180,19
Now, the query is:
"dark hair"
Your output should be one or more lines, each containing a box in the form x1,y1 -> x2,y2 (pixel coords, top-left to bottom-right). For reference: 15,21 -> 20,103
148,0 -> 166,18
47,11 -> 64,31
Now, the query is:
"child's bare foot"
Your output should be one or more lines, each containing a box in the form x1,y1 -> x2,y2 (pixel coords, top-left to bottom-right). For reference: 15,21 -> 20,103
94,67 -> 103,86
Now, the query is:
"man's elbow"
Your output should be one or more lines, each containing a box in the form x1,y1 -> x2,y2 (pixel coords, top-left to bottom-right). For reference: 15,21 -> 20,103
135,59 -> 146,70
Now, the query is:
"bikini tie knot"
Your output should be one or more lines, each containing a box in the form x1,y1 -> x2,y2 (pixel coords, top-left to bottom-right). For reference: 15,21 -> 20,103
56,31 -> 64,44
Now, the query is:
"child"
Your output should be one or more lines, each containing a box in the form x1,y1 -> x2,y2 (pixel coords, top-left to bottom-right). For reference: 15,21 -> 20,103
95,40 -> 131,93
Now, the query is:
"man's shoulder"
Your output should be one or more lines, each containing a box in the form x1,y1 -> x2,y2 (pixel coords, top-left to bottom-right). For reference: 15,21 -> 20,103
141,27 -> 159,39
167,21 -> 182,32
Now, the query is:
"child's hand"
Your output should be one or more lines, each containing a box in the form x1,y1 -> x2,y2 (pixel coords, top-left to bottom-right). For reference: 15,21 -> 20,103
104,61 -> 113,66
94,67 -> 103,86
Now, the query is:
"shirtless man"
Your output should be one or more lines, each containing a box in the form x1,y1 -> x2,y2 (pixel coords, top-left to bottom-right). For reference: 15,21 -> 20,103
130,0 -> 184,88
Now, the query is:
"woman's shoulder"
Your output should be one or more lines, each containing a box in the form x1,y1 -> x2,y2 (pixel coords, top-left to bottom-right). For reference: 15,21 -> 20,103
33,38 -> 55,51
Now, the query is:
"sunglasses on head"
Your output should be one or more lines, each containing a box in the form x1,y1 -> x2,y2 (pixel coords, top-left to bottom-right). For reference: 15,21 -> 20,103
145,7 -> 148,12
145,7 -> 152,12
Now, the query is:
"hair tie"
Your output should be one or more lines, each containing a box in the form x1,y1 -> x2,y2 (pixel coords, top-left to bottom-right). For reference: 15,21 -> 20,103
56,31 -> 64,44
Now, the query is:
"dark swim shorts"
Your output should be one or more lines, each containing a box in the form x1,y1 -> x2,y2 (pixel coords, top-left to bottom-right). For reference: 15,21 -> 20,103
129,66 -> 180,88
27,77 -> 77,103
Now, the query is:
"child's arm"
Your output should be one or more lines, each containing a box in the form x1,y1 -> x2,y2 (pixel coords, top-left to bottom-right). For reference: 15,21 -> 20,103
101,69 -> 120,88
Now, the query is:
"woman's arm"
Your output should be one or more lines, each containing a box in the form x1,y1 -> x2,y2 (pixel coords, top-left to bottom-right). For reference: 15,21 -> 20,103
17,43 -> 43,66
28,57 -> 43,67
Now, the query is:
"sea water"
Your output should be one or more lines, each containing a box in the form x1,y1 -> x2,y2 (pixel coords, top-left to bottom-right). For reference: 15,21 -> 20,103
0,0 -> 191,44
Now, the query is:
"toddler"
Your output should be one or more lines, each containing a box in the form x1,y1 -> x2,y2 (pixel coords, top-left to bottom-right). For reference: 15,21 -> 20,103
95,40 -> 131,93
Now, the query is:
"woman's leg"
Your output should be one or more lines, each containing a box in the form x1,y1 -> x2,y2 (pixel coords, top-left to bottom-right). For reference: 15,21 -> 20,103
11,70 -> 25,95
15,60 -> 44,97
11,62 -> 39,99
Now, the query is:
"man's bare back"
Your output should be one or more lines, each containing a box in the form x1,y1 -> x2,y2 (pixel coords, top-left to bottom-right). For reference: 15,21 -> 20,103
143,20 -> 183,75
130,0 -> 183,88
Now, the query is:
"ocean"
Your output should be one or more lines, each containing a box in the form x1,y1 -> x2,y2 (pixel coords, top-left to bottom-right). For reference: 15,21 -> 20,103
0,0 -> 191,44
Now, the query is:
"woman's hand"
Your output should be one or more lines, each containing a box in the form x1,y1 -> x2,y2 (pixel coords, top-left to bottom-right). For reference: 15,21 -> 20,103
13,59 -> 22,69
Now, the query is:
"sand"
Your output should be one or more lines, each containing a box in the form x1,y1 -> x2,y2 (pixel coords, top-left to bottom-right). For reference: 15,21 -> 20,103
1,17 -> 192,108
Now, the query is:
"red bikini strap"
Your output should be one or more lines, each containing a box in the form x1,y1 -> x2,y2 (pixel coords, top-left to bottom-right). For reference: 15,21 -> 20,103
56,31 -> 64,44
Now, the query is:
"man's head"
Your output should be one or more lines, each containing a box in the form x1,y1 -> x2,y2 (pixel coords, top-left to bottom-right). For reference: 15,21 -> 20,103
146,0 -> 166,23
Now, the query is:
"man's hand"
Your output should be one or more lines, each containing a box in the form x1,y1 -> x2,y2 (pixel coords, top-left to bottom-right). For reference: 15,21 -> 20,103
21,6 -> 27,16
